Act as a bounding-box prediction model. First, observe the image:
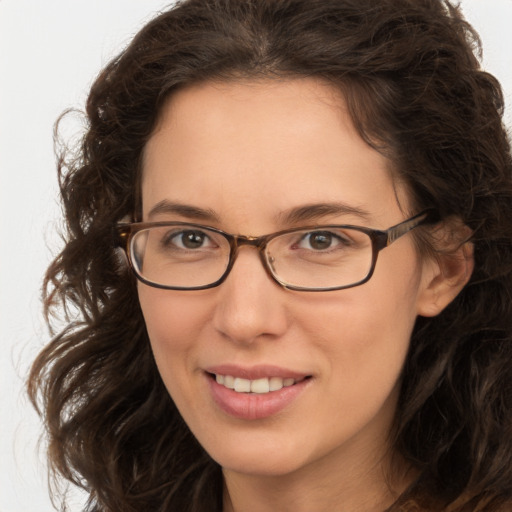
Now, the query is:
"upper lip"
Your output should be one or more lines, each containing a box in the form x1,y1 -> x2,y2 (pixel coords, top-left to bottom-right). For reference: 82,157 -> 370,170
204,364 -> 310,380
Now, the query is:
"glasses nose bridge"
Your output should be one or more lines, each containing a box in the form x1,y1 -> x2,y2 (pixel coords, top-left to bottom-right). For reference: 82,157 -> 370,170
227,233 -> 275,279
231,233 -> 269,251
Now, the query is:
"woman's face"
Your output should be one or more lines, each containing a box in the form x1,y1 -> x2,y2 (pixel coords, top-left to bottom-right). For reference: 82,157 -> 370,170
138,78 -> 436,479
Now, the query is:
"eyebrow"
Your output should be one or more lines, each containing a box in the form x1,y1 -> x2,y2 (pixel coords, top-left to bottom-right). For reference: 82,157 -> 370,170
147,199 -> 372,226
147,200 -> 220,222
278,202 -> 372,225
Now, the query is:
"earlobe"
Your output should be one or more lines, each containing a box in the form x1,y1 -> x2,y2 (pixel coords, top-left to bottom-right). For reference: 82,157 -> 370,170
416,240 -> 474,318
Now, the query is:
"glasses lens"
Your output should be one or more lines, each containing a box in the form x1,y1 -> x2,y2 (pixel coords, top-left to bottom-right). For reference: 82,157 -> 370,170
130,225 -> 231,288
266,227 -> 374,290
128,224 -> 374,290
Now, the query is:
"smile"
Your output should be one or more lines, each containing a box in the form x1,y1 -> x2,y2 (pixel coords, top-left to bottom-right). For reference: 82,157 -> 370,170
214,374 -> 302,394
207,371 -> 312,420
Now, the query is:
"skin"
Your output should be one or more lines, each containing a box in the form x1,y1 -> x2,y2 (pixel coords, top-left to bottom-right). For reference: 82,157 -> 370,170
138,78 -> 470,512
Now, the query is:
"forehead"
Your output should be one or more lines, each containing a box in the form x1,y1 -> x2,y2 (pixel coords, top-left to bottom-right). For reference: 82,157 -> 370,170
141,78 -> 407,229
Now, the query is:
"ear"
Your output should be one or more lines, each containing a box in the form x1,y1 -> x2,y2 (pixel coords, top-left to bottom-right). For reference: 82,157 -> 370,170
416,220 -> 474,318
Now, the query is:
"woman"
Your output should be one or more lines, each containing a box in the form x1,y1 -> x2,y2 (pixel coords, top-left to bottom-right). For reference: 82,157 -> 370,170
28,0 -> 512,510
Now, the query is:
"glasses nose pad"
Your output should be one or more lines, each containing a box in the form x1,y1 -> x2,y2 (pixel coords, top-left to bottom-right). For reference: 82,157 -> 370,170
267,253 -> 277,274
263,251 -> 284,285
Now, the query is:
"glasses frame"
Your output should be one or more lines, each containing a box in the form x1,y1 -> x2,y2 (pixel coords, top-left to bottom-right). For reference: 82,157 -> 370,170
115,209 -> 438,292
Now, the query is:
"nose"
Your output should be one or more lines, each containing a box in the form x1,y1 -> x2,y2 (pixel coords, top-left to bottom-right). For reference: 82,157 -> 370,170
212,246 -> 289,345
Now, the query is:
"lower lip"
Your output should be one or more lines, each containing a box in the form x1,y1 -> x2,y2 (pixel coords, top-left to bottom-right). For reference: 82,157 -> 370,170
207,375 -> 310,420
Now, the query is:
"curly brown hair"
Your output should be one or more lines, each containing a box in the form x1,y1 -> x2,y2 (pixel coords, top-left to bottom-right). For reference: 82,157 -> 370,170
28,0 -> 512,510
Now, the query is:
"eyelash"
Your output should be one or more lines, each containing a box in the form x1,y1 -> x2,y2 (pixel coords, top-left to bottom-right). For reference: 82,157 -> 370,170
162,230 -> 216,250
294,231 -> 352,251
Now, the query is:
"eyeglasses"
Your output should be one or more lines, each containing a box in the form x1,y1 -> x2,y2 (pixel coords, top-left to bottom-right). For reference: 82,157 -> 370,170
116,210 -> 436,292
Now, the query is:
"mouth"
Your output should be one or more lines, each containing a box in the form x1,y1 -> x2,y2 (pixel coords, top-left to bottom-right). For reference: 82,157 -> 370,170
208,372 -> 311,394
205,367 -> 312,420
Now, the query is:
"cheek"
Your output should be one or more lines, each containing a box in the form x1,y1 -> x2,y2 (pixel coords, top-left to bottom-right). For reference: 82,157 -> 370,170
137,286 -> 212,375
302,302 -> 412,396
300,275 -> 419,352
295,263 -> 421,394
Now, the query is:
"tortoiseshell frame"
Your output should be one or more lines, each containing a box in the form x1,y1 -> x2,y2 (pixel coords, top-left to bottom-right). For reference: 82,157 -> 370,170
115,210 -> 438,292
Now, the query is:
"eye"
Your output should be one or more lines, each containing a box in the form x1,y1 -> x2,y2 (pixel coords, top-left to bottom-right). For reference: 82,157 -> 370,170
163,229 -> 216,250
297,230 -> 348,251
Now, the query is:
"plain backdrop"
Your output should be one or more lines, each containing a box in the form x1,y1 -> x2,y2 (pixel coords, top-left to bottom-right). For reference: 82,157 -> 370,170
1,1 -> 511,511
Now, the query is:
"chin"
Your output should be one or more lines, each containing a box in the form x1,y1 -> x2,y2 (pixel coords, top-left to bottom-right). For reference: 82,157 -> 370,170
201,432 -> 316,478
219,454 -> 307,478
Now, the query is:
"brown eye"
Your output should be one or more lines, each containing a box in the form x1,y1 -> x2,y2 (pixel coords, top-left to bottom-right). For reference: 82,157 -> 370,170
161,229 -> 213,250
297,231 -> 347,251
180,231 -> 207,249
308,232 -> 333,250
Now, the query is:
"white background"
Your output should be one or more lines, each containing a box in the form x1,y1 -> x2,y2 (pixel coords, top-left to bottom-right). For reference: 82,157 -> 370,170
1,1 -> 511,511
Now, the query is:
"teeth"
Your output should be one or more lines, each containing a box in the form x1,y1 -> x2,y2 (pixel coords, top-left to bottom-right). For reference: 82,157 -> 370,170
234,378 -> 251,393
251,378 -> 269,394
214,374 -> 299,394
269,377 -> 283,391
224,375 -> 235,389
